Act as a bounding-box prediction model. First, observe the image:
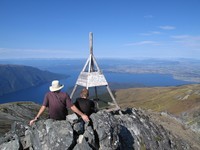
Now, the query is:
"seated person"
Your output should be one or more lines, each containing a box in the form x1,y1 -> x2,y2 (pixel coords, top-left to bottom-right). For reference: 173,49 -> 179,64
29,80 -> 89,125
74,88 -> 96,117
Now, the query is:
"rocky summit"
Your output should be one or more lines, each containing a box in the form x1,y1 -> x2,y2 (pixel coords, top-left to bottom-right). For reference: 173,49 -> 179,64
0,108 -> 197,150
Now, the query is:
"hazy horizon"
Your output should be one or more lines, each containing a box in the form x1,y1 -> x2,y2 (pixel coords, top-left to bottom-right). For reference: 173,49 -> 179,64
1,56 -> 200,61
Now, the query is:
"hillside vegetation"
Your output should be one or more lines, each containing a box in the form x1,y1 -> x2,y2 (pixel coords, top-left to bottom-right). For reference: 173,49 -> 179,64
116,84 -> 200,114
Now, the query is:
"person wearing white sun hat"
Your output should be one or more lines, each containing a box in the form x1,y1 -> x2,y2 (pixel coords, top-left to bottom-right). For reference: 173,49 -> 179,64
29,80 -> 89,125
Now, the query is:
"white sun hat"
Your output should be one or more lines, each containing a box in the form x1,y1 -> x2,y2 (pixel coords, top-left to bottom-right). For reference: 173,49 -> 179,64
49,80 -> 64,92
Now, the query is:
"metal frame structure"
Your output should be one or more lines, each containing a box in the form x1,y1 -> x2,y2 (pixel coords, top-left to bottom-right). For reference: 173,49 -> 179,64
70,32 -> 119,109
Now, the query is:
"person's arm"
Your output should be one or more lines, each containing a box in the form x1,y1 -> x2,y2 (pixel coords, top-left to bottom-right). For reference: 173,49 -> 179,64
29,106 -> 46,125
92,100 -> 98,113
70,104 -> 89,122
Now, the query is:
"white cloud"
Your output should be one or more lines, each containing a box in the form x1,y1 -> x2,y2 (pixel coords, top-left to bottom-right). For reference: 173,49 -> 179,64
140,31 -> 161,36
0,48 -> 83,59
171,35 -> 200,48
151,31 -> 161,34
125,40 -> 160,46
171,35 -> 189,39
159,25 -> 176,30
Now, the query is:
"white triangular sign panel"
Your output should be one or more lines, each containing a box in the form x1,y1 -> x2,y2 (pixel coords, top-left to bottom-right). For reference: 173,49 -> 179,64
76,72 -> 108,87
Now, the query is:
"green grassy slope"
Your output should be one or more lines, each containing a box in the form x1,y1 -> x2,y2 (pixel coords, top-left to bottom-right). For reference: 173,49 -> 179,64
115,84 -> 200,115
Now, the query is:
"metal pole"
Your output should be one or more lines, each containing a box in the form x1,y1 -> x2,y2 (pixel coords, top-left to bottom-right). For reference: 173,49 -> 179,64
89,32 -> 98,100
106,85 -> 120,109
89,32 -> 93,56
70,84 -> 78,102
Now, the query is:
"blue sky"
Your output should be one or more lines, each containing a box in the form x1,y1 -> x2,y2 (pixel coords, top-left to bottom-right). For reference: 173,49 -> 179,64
0,0 -> 200,59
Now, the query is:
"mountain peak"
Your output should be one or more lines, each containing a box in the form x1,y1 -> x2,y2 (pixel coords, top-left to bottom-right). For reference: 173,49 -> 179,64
1,108 -> 199,150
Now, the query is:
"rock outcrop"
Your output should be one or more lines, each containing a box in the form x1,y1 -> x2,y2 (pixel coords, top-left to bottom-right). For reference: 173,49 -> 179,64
0,102 -> 49,136
0,108 -> 194,150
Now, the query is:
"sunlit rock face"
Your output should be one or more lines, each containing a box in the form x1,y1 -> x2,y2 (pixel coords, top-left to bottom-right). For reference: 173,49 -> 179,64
0,108 -> 191,150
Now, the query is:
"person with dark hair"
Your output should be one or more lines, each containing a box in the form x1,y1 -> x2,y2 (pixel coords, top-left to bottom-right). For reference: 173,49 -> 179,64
29,80 -> 89,125
74,88 -> 96,117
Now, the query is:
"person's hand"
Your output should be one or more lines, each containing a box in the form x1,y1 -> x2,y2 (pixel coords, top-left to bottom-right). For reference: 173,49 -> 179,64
29,118 -> 37,126
81,114 -> 90,122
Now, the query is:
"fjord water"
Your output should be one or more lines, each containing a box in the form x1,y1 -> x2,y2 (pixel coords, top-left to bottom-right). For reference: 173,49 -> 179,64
0,59 -> 194,104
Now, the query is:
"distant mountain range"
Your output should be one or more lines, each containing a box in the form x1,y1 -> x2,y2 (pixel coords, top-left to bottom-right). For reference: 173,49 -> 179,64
0,64 -> 68,96
105,58 -> 200,83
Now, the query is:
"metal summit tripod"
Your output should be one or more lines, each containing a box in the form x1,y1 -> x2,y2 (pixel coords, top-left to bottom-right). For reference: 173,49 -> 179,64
70,32 -> 120,110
